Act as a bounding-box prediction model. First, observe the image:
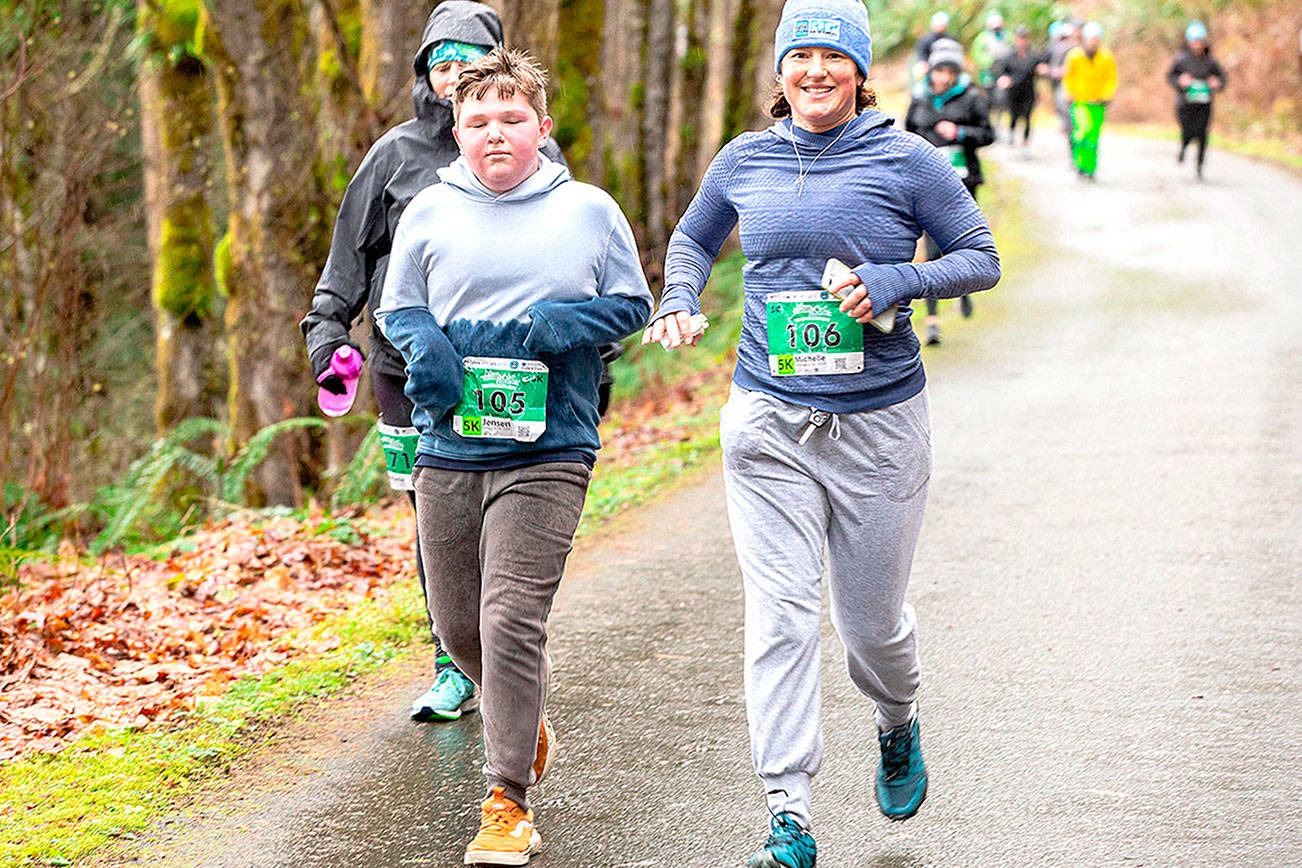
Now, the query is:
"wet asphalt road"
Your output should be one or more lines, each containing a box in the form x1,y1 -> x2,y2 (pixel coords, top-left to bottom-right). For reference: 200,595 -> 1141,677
128,131 -> 1301,867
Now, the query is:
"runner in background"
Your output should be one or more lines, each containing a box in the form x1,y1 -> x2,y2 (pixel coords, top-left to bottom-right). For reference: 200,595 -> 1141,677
995,25 -> 1049,148
645,1 -> 1001,862
912,10 -> 955,90
1167,20 -> 1226,181
1062,22 -> 1117,179
300,1 -> 577,725
906,38 -> 995,346
1048,19 -> 1080,137
972,13 -> 1011,137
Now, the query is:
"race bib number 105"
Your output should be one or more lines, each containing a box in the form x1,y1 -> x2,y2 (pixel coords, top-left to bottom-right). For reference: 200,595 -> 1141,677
453,357 -> 548,442
766,291 -> 864,376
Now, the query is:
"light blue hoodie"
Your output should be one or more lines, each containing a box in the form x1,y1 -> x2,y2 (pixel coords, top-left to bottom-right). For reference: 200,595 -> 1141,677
377,155 -> 652,466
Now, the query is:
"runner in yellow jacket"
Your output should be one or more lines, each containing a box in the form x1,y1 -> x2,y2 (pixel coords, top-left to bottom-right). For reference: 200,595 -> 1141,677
1062,22 -> 1117,178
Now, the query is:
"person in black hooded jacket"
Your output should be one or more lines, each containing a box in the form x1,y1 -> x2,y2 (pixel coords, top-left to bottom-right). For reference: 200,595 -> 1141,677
301,1 -> 582,724
905,38 -> 995,346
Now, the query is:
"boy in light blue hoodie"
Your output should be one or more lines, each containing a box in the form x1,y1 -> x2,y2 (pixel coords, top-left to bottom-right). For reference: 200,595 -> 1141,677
376,49 -> 650,865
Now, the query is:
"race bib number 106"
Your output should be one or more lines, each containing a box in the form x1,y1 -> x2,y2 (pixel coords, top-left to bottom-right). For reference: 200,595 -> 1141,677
766,291 -> 864,376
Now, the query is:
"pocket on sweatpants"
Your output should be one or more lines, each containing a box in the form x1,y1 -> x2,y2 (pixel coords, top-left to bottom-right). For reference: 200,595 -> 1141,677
875,392 -> 933,502
412,466 -> 472,545
719,385 -> 768,473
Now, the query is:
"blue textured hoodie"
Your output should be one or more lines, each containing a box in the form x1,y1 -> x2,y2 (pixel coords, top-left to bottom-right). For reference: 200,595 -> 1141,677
657,110 -> 1001,413
377,155 -> 652,467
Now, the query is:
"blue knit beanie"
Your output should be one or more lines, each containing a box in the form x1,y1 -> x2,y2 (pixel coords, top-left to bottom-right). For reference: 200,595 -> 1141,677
774,0 -> 873,77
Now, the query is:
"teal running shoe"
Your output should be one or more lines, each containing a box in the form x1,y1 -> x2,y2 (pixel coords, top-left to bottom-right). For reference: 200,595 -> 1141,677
876,716 -> 927,821
410,669 -> 477,721
746,811 -> 816,868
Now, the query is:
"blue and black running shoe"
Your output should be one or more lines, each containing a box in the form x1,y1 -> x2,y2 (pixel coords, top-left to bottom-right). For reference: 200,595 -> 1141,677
746,811 -> 816,868
876,716 -> 928,821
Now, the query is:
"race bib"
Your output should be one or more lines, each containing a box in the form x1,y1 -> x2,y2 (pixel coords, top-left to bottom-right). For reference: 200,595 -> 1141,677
453,357 -> 548,442
766,291 -> 864,376
941,144 -> 969,179
1186,80 -> 1211,103
377,421 -> 418,491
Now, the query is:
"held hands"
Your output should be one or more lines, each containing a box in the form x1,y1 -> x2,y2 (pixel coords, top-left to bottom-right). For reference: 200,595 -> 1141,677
935,120 -> 959,141
827,269 -> 876,324
642,311 -> 702,350
1178,72 -> 1193,88
1208,75 -> 1223,90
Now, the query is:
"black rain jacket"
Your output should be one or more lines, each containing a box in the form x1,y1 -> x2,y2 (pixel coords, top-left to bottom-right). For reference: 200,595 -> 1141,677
301,1 -> 568,378
1166,49 -> 1227,108
905,76 -> 996,188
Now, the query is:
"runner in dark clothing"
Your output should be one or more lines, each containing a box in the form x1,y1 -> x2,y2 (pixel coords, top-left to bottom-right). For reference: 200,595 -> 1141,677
301,1 -> 610,723
1167,20 -> 1226,180
995,26 -> 1049,146
905,38 -> 995,346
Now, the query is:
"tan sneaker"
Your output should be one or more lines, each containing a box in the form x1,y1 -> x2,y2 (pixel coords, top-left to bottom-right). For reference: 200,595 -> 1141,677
463,787 -> 541,865
532,714 -> 555,784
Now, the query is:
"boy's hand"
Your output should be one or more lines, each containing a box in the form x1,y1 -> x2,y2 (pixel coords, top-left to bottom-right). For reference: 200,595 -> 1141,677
935,120 -> 959,141
642,311 -> 701,350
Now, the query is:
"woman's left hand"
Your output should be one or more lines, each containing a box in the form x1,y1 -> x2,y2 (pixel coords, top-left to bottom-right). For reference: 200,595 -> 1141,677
829,270 -> 876,323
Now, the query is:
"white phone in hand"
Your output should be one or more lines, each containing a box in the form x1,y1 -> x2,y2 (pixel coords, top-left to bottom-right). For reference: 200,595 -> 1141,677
822,258 -> 897,333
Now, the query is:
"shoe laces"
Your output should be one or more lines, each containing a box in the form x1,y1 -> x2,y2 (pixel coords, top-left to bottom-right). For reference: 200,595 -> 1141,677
879,724 -> 914,782
758,798 -> 813,859
479,792 -> 521,834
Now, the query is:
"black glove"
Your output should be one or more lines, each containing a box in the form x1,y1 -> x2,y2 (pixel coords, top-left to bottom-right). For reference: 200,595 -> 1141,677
310,341 -> 363,395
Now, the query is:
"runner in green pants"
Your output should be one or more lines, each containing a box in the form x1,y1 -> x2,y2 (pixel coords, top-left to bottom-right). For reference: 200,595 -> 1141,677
1070,101 -> 1107,176
1061,22 -> 1117,179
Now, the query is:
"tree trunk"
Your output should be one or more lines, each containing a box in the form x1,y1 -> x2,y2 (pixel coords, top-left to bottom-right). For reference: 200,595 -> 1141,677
358,0 -> 425,125
591,0 -> 647,225
491,0 -> 561,69
138,0 -> 222,433
744,0 -> 783,128
695,0 -> 740,181
205,1 -> 330,506
641,0 -> 673,283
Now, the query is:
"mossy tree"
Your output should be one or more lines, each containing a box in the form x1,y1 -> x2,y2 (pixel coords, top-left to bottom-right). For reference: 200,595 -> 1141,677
203,0 -> 331,506
137,0 -> 223,433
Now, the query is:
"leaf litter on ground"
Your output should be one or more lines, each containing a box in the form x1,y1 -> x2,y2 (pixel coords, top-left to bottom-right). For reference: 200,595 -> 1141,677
0,504 -> 418,763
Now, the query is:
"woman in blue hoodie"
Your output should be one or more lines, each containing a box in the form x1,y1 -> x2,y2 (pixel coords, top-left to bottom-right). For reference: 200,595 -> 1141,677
644,1 -> 1000,864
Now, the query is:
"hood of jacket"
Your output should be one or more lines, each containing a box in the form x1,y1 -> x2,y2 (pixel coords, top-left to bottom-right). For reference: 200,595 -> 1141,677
411,1 -> 504,124
926,71 -> 973,108
437,154 -> 572,202
768,109 -> 895,155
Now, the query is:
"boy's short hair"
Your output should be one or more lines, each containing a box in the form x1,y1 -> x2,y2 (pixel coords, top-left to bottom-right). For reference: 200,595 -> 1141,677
453,47 -> 548,122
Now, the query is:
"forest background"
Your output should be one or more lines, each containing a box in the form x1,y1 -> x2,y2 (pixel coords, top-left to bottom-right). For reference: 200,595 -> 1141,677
2,0 -> 1299,554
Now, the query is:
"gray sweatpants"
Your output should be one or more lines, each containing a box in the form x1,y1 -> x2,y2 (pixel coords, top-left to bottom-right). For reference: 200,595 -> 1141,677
413,461 -> 590,811
719,385 -> 930,829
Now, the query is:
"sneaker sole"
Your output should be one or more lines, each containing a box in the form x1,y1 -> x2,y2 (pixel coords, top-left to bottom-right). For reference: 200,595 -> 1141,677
412,694 -> 480,722
464,831 -> 541,865
880,778 -> 927,823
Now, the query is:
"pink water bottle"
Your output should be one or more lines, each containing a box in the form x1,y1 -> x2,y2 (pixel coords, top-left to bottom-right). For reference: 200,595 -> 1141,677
317,345 -> 363,417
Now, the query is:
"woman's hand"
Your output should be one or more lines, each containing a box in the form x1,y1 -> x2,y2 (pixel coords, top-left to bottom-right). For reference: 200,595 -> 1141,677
642,311 -> 700,350
829,270 -> 876,324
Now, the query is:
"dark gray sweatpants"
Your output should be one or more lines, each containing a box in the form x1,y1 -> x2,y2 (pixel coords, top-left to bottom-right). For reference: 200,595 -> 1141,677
413,461 -> 590,811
